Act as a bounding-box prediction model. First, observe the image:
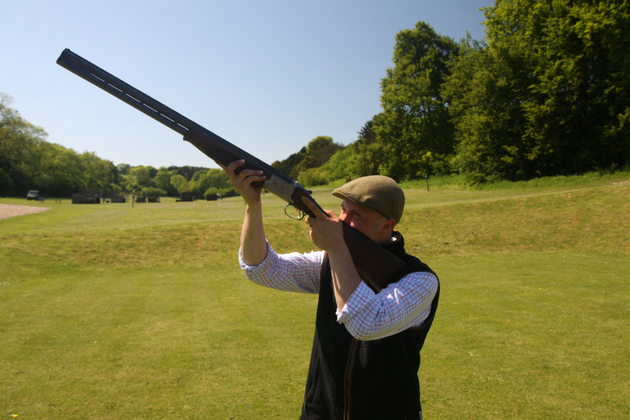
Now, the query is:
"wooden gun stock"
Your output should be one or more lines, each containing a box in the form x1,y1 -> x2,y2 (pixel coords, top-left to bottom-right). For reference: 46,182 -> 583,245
56,48 -> 406,292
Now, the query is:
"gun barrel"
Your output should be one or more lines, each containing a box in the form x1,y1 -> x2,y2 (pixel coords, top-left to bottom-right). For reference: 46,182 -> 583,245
56,49 -> 296,186
57,49 -> 192,136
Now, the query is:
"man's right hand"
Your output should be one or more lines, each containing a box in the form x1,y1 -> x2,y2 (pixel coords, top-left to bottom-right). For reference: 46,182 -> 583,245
224,159 -> 267,208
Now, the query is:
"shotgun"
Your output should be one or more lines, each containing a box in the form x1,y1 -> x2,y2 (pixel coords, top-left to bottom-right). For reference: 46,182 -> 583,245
56,48 -> 406,292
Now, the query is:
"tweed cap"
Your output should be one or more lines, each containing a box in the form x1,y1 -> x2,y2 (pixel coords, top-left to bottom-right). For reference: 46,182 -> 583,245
332,175 -> 405,223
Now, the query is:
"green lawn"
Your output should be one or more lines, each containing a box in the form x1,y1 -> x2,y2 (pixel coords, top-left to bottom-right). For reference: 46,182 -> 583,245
1,172 -> 629,418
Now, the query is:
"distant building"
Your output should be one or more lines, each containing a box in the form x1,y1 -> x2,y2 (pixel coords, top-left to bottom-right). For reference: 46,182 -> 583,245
72,188 -> 103,204
178,192 -> 195,202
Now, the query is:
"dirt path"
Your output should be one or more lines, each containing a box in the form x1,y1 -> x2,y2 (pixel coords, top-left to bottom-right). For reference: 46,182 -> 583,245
0,204 -> 51,220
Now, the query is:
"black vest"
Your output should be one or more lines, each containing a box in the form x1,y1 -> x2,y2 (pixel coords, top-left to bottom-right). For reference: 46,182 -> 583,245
300,232 -> 440,420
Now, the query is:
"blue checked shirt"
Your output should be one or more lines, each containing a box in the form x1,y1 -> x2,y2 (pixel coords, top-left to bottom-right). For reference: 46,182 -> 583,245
239,242 -> 438,341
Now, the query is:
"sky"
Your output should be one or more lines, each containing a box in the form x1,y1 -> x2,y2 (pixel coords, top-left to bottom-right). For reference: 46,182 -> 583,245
1,0 -> 493,169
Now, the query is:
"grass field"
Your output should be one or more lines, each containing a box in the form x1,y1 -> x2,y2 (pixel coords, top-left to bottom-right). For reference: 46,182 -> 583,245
1,171 -> 629,419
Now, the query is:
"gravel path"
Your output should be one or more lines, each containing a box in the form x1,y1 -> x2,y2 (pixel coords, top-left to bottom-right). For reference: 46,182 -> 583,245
0,203 -> 52,220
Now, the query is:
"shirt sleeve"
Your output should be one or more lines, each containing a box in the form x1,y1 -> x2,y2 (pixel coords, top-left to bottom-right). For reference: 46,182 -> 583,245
239,242 -> 324,294
336,271 -> 439,341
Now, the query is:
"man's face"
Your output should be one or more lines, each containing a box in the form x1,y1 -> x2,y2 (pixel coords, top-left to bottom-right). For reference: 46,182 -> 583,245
339,199 -> 394,244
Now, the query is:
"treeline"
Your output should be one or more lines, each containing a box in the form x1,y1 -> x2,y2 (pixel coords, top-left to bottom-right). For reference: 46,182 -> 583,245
3,1 -> 628,195
0,94 -> 235,198
0,94 -> 118,197
275,0 -> 630,185
114,164 -> 236,198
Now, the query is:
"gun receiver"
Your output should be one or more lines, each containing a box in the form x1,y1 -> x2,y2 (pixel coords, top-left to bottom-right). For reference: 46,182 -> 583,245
56,48 -> 406,291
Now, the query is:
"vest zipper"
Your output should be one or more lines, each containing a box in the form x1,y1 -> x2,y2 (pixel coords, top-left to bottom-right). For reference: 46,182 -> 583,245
343,338 -> 359,420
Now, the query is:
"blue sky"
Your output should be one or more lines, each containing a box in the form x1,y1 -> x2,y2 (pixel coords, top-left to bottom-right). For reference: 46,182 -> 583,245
1,0 -> 492,169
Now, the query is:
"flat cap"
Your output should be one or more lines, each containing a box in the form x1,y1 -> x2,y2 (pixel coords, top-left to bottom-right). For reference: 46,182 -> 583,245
332,175 -> 405,223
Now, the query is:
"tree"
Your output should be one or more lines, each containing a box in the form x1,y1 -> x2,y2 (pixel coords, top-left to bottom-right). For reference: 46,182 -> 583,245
446,0 -> 630,182
297,136 -> 344,174
0,94 -> 48,195
146,166 -> 158,179
350,118 -> 384,177
116,163 -> 131,176
271,147 -> 306,179
184,168 -> 229,196
308,119 -> 386,185
141,187 -> 166,197
0,93 -> 119,197
170,174 -> 188,194
443,35 -> 534,182
41,144 -> 87,196
374,22 -> 459,181
128,166 -> 152,187
153,169 -> 178,196
166,165 -> 209,181
204,169 -> 232,190
81,152 -> 119,190
520,0 -> 630,173
272,136 -> 343,180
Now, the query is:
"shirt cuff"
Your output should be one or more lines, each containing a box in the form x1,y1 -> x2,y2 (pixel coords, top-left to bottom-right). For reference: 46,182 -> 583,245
335,281 -> 375,323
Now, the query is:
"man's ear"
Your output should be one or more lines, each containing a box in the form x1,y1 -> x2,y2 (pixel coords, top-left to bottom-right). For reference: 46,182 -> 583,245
381,218 -> 396,232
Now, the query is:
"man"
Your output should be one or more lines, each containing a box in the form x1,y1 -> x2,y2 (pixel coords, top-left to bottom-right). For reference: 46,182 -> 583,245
225,159 -> 439,420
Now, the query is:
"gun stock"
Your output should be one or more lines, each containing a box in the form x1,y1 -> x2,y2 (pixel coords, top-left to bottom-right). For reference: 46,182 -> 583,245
56,48 -> 406,291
